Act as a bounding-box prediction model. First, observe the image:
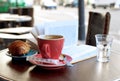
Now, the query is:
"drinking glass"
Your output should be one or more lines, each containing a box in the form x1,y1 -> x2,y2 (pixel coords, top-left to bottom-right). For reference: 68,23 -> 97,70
95,34 -> 113,62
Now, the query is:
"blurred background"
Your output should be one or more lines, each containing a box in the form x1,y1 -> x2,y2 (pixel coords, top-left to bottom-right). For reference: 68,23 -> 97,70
0,0 -> 120,50
0,0 -> 120,34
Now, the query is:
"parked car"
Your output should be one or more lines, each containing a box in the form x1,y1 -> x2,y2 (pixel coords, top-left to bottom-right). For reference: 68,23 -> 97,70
63,0 -> 78,7
71,0 -> 78,7
40,0 -> 57,9
89,0 -> 115,9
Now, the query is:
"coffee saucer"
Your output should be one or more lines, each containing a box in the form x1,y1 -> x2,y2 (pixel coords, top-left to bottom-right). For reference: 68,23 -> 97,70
27,54 -> 72,68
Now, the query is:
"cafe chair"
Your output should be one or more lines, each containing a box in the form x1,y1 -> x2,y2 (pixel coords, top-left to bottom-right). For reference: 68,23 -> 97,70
0,38 -> 4,50
86,11 -> 111,46
9,7 -> 34,27
9,7 -> 20,27
19,7 -> 34,27
0,21 -> 9,28
9,7 -> 19,14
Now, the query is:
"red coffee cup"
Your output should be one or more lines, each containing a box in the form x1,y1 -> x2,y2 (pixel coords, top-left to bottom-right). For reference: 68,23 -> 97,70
37,35 -> 64,60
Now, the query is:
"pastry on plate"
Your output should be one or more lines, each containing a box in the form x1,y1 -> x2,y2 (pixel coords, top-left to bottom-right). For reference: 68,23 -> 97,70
8,40 -> 31,56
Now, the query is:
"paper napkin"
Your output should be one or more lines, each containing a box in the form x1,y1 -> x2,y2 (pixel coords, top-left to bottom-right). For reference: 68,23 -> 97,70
44,20 -> 78,47
31,20 -> 78,48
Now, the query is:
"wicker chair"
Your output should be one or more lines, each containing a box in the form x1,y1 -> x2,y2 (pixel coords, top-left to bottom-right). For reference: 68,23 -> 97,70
86,11 -> 111,46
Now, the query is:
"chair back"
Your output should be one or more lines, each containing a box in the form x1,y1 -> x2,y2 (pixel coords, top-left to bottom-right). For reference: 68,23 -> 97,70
86,12 -> 111,46
19,7 -> 34,27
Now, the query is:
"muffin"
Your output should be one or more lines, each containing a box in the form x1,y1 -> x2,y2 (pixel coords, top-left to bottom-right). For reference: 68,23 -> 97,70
8,40 -> 31,56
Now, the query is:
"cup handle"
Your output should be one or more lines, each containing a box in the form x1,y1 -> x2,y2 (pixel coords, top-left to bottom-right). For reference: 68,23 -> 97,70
41,44 -> 51,58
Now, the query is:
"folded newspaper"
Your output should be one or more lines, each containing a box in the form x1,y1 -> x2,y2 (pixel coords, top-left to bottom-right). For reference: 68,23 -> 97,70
62,45 -> 97,64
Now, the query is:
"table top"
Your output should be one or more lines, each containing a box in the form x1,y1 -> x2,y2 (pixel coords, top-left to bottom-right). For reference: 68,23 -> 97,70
0,44 -> 120,81
0,27 -> 34,39
0,27 -> 33,34
0,33 -> 33,39
0,13 -> 32,22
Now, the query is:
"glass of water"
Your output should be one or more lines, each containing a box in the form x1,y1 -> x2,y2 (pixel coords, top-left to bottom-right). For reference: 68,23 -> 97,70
95,34 -> 113,62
